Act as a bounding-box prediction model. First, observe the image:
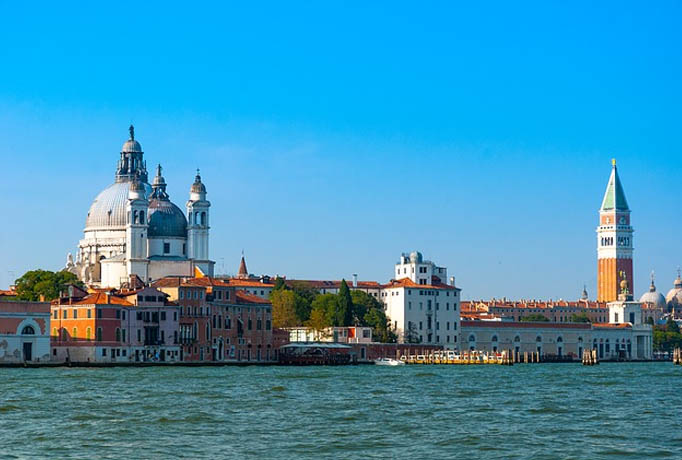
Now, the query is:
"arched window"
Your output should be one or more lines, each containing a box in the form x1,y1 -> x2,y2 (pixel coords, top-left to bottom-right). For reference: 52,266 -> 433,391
201,212 -> 206,226
52,327 -> 57,338
139,211 -> 144,224
133,210 -> 139,224
491,335 -> 498,342
62,328 -> 67,341
21,325 -> 35,335
557,336 -> 563,343
468,334 -> 476,343
536,336 -> 542,343
72,327 -> 78,340
514,335 -> 521,342
86,327 -> 91,340
195,212 -> 200,225
115,328 -> 121,342
96,327 -> 102,342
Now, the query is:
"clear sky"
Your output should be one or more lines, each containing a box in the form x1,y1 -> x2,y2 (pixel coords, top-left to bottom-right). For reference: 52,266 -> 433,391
1,2 -> 681,300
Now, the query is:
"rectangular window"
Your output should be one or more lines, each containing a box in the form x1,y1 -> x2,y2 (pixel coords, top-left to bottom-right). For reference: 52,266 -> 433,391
161,311 -> 167,321
73,309 -> 78,319
180,291 -> 184,299
97,309 -> 102,319
116,309 -> 121,319
161,331 -> 165,343
163,242 -> 170,254
53,310 -> 58,319
87,309 -> 92,319
102,348 -> 106,357
63,310 -> 67,319
137,329 -> 141,342
174,311 -> 178,321
122,329 -> 126,342
408,301 -> 412,310
96,327 -> 102,341
419,321 -> 423,330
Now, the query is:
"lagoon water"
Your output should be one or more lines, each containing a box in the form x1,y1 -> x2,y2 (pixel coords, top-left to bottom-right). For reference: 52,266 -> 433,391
1,363 -> 681,459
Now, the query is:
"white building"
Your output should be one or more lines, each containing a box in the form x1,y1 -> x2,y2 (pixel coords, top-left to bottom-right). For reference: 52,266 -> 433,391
382,251 -> 461,348
66,126 -> 214,288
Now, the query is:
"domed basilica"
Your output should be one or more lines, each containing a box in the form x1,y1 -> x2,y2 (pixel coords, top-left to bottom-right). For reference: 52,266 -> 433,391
65,126 -> 214,288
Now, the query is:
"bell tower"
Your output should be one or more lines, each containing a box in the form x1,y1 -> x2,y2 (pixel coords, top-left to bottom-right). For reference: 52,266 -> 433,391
597,159 -> 633,302
186,170 -> 211,266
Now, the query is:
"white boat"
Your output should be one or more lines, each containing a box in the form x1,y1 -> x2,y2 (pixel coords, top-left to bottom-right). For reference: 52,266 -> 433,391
374,357 -> 405,366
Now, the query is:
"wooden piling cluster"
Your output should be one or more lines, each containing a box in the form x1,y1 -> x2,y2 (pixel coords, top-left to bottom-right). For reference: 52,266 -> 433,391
582,349 -> 599,366
674,348 -> 682,365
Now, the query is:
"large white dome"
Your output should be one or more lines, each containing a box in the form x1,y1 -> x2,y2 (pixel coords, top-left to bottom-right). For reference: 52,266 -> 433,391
85,181 -> 153,230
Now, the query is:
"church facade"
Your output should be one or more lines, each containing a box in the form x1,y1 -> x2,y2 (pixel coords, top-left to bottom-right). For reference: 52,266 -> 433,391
65,126 -> 214,288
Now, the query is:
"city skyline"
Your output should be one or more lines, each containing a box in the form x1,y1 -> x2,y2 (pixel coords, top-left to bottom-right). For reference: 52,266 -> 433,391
1,2 -> 681,299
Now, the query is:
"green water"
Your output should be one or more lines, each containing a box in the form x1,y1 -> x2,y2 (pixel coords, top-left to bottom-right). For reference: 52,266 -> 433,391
0,363 -> 680,459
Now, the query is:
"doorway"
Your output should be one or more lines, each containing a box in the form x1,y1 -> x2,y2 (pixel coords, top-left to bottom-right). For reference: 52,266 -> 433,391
23,342 -> 33,361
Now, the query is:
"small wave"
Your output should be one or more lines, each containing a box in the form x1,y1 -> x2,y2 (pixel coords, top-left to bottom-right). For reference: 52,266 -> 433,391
270,385 -> 286,392
414,372 -> 437,377
0,404 -> 20,413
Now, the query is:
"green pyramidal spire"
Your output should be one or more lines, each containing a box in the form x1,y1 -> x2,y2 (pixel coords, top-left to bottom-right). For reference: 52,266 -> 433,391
600,159 -> 630,211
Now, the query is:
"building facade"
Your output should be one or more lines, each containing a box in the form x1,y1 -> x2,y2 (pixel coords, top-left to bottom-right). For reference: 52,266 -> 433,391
51,288 -> 182,363
382,252 -> 461,348
65,126 -> 214,289
0,300 -> 51,363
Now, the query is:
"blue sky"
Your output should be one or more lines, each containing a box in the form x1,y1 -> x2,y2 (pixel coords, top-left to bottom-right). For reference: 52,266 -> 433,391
1,2 -> 681,300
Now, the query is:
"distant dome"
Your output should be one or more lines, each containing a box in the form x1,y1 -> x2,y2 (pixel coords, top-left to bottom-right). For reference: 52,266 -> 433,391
666,274 -> 682,309
147,199 -> 187,238
410,251 -> 423,263
85,181 -> 152,230
639,280 -> 666,309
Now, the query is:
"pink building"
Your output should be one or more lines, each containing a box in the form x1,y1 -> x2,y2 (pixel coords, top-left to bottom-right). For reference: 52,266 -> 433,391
0,300 -> 51,363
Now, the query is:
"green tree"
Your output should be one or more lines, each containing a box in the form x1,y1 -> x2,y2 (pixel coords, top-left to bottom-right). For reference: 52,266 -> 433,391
271,289 -> 299,328
305,305 -> 333,340
569,313 -> 591,323
337,279 -> 354,326
350,290 -> 397,343
520,314 -> 550,322
15,269 -> 82,301
666,317 -> 680,333
272,277 -> 287,292
310,294 -> 338,327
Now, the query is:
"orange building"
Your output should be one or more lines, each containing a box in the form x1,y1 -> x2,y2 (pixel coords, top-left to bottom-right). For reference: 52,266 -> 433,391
597,160 -> 634,302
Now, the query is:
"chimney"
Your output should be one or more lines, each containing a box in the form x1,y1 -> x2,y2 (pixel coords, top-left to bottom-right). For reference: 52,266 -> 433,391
106,293 -> 111,304
352,274 -> 358,288
449,276 -> 455,286
39,294 -> 45,302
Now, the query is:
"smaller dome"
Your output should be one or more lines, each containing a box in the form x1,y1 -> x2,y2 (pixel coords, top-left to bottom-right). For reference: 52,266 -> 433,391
130,179 -> 145,193
410,251 -> 423,263
122,139 -> 142,153
147,200 -> 187,238
640,279 -> 666,309
191,170 -> 206,194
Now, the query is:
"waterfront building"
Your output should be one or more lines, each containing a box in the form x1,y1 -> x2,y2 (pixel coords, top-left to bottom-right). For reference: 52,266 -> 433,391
154,276 -> 278,362
462,297 -> 610,323
285,326 -> 374,344
381,252 -> 461,348
0,300 -> 51,363
51,286 -> 181,363
65,126 -> 214,289
283,278 -> 383,297
597,160 -> 634,302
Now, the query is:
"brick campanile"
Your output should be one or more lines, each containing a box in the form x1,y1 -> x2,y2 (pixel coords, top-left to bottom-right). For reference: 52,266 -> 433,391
597,159 -> 634,302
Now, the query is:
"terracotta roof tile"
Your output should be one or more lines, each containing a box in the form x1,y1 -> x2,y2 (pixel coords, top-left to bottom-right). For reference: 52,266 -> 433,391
71,293 -> 133,306
236,291 -> 271,305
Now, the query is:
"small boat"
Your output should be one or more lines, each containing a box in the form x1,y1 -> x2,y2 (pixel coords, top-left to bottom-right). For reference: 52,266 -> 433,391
374,357 -> 405,366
